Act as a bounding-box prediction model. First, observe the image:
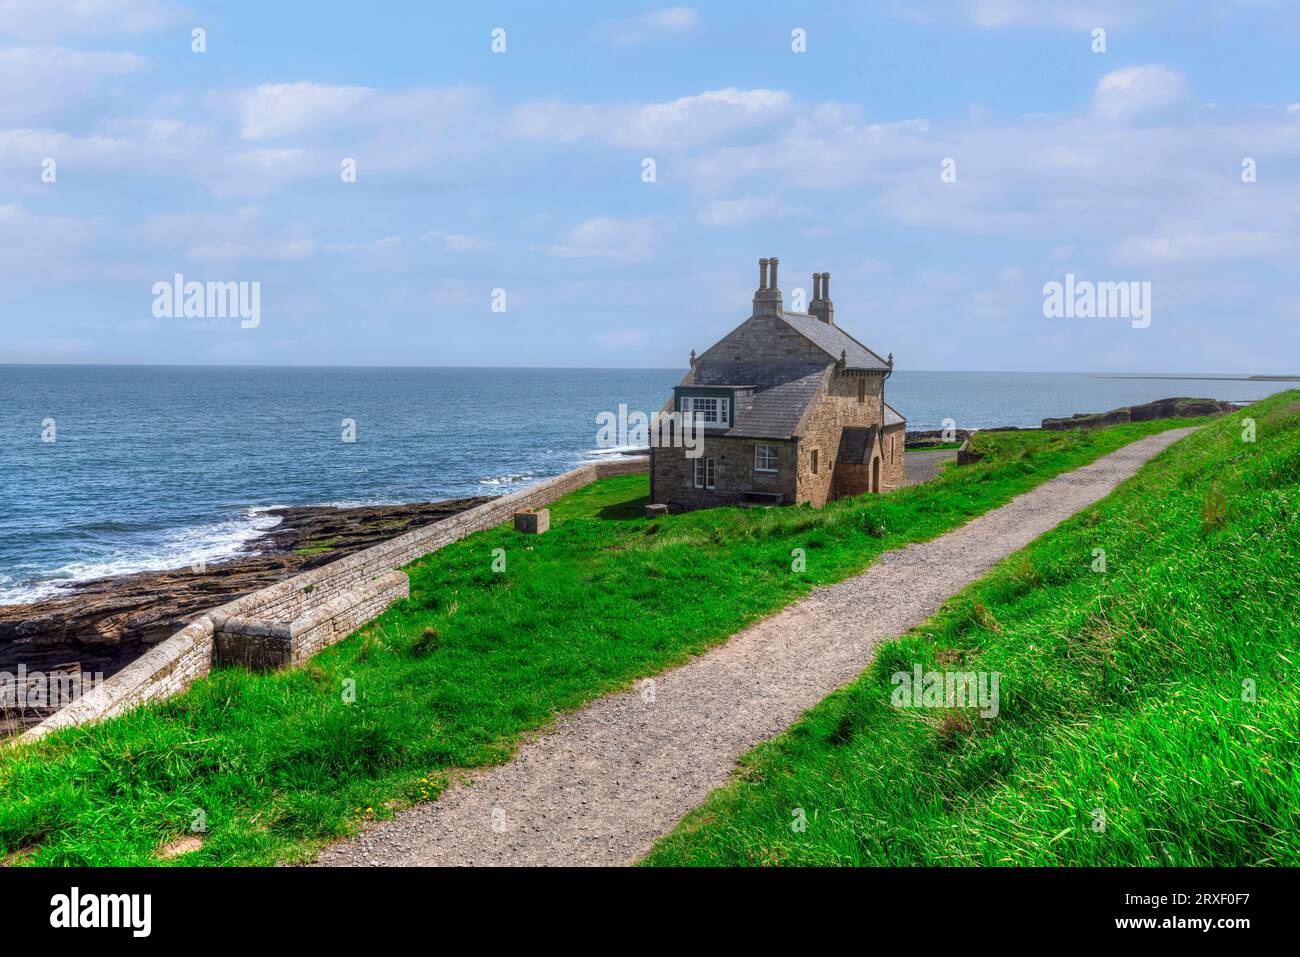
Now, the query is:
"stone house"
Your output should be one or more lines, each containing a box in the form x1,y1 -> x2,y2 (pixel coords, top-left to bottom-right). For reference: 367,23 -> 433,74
650,257 -> 905,510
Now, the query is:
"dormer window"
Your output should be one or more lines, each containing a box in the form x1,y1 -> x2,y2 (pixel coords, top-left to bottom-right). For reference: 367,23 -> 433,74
680,395 -> 730,426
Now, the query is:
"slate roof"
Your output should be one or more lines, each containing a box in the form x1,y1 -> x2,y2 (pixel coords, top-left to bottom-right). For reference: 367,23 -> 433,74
837,426 -> 879,464
668,307 -> 899,441
883,402 -> 905,426
780,312 -> 891,372
678,362 -> 829,439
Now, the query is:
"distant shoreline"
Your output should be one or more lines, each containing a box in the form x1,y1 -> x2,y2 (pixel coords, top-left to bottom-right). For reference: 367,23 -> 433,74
1097,374 -> 1300,382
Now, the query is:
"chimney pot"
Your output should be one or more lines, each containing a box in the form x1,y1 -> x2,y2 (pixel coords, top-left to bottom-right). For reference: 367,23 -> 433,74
812,273 -> 822,301
751,256 -> 783,317
769,256 -> 779,290
822,272 -> 830,299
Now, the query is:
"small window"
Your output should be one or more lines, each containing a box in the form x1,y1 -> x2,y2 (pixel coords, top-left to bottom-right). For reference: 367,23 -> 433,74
694,457 -> 716,489
811,449 -> 819,474
890,435 -> 895,462
681,396 -> 729,426
755,444 -> 779,473
858,378 -> 865,404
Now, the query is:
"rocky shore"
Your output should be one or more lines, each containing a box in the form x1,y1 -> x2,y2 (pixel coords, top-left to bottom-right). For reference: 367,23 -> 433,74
0,497 -> 489,684
906,395 -> 1237,448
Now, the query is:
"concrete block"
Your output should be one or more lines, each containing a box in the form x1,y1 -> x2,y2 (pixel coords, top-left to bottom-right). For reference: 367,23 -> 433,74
514,509 -> 550,534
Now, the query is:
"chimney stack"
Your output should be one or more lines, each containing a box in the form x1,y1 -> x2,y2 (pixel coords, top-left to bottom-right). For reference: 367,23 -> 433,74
809,271 -> 834,324
751,255 -> 783,317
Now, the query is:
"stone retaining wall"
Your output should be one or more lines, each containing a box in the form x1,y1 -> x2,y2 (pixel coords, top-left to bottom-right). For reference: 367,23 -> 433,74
213,571 -> 409,670
22,457 -> 649,740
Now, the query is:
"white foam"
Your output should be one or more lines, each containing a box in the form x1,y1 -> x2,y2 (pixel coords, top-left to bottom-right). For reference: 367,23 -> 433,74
478,473 -> 535,487
0,507 -> 283,605
582,444 -> 649,457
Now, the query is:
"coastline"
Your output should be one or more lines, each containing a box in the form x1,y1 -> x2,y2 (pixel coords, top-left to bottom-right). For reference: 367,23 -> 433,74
0,497 -> 490,684
0,395 -> 1237,705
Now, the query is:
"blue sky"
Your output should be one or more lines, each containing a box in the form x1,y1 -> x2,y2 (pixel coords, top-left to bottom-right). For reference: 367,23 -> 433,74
2,0 -> 1299,372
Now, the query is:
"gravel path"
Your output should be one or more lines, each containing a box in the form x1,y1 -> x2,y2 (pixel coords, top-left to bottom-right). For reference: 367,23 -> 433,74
903,448 -> 959,485
315,428 -> 1195,867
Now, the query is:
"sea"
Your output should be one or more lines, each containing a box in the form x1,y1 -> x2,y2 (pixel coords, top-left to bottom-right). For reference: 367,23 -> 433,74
0,365 -> 1287,604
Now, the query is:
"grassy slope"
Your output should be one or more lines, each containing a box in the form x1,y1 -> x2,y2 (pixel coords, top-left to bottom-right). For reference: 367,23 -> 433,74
644,392 -> 1300,866
0,417 -> 1213,866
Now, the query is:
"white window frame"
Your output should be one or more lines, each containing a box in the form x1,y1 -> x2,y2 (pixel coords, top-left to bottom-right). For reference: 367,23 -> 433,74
693,457 -> 716,489
680,395 -> 729,427
755,444 -> 779,473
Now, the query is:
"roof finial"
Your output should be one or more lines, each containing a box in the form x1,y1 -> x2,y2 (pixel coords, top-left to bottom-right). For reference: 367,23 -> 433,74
689,349 -> 697,367
887,352 -> 893,366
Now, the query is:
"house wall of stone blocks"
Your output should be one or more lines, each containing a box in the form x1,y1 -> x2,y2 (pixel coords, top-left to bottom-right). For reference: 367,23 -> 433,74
25,457 -> 649,740
653,436 -> 796,509
798,371 -> 886,506
882,422 -> 906,490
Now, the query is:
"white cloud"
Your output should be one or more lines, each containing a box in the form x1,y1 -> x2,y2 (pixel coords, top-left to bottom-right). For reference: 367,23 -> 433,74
139,207 -> 316,262
891,0 -> 1178,30
0,0 -> 181,41
1113,227 -> 1278,264
597,328 -> 650,349
601,7 -> 699,45
966,0 -> 1145,29
1091,65 -> 1188,124
420,230 -> 493,252
235,82 -> 375,140
0,47 -> 144,122
698,196 -> 805,226
514,87 -> 792,150
543,217 -> 668,262
0,204 -> 111,277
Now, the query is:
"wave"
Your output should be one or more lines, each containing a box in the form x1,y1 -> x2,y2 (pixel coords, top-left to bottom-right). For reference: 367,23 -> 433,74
0,507 -> 283,605
478,473 -> 535,487
581,444 -> 649,457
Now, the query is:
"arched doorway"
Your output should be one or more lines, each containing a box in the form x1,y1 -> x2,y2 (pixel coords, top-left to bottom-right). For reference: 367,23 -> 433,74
871,456 -> 881,493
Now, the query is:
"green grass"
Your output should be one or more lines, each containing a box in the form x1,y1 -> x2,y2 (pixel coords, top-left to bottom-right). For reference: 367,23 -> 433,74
643,391 -> 1300,866
0,415 -> 1217,866
294,537 -> 339,556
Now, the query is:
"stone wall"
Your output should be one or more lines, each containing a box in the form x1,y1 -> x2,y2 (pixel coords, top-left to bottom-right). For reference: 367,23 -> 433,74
213,571 -> 409,670
23,457 -> 649,740
653,436 -> 795,508
882,422 -> 906,491
797,370 -> 885,506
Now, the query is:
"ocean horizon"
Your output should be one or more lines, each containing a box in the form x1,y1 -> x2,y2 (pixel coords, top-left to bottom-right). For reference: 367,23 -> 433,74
2,364 -> 1285,604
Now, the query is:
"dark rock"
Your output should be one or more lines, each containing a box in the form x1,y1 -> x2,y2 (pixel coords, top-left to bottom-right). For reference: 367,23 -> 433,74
906,425 -> 1023,449
0,497 -> 491,679
1042,396 -> 1234,431
956,440 -> 984,465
